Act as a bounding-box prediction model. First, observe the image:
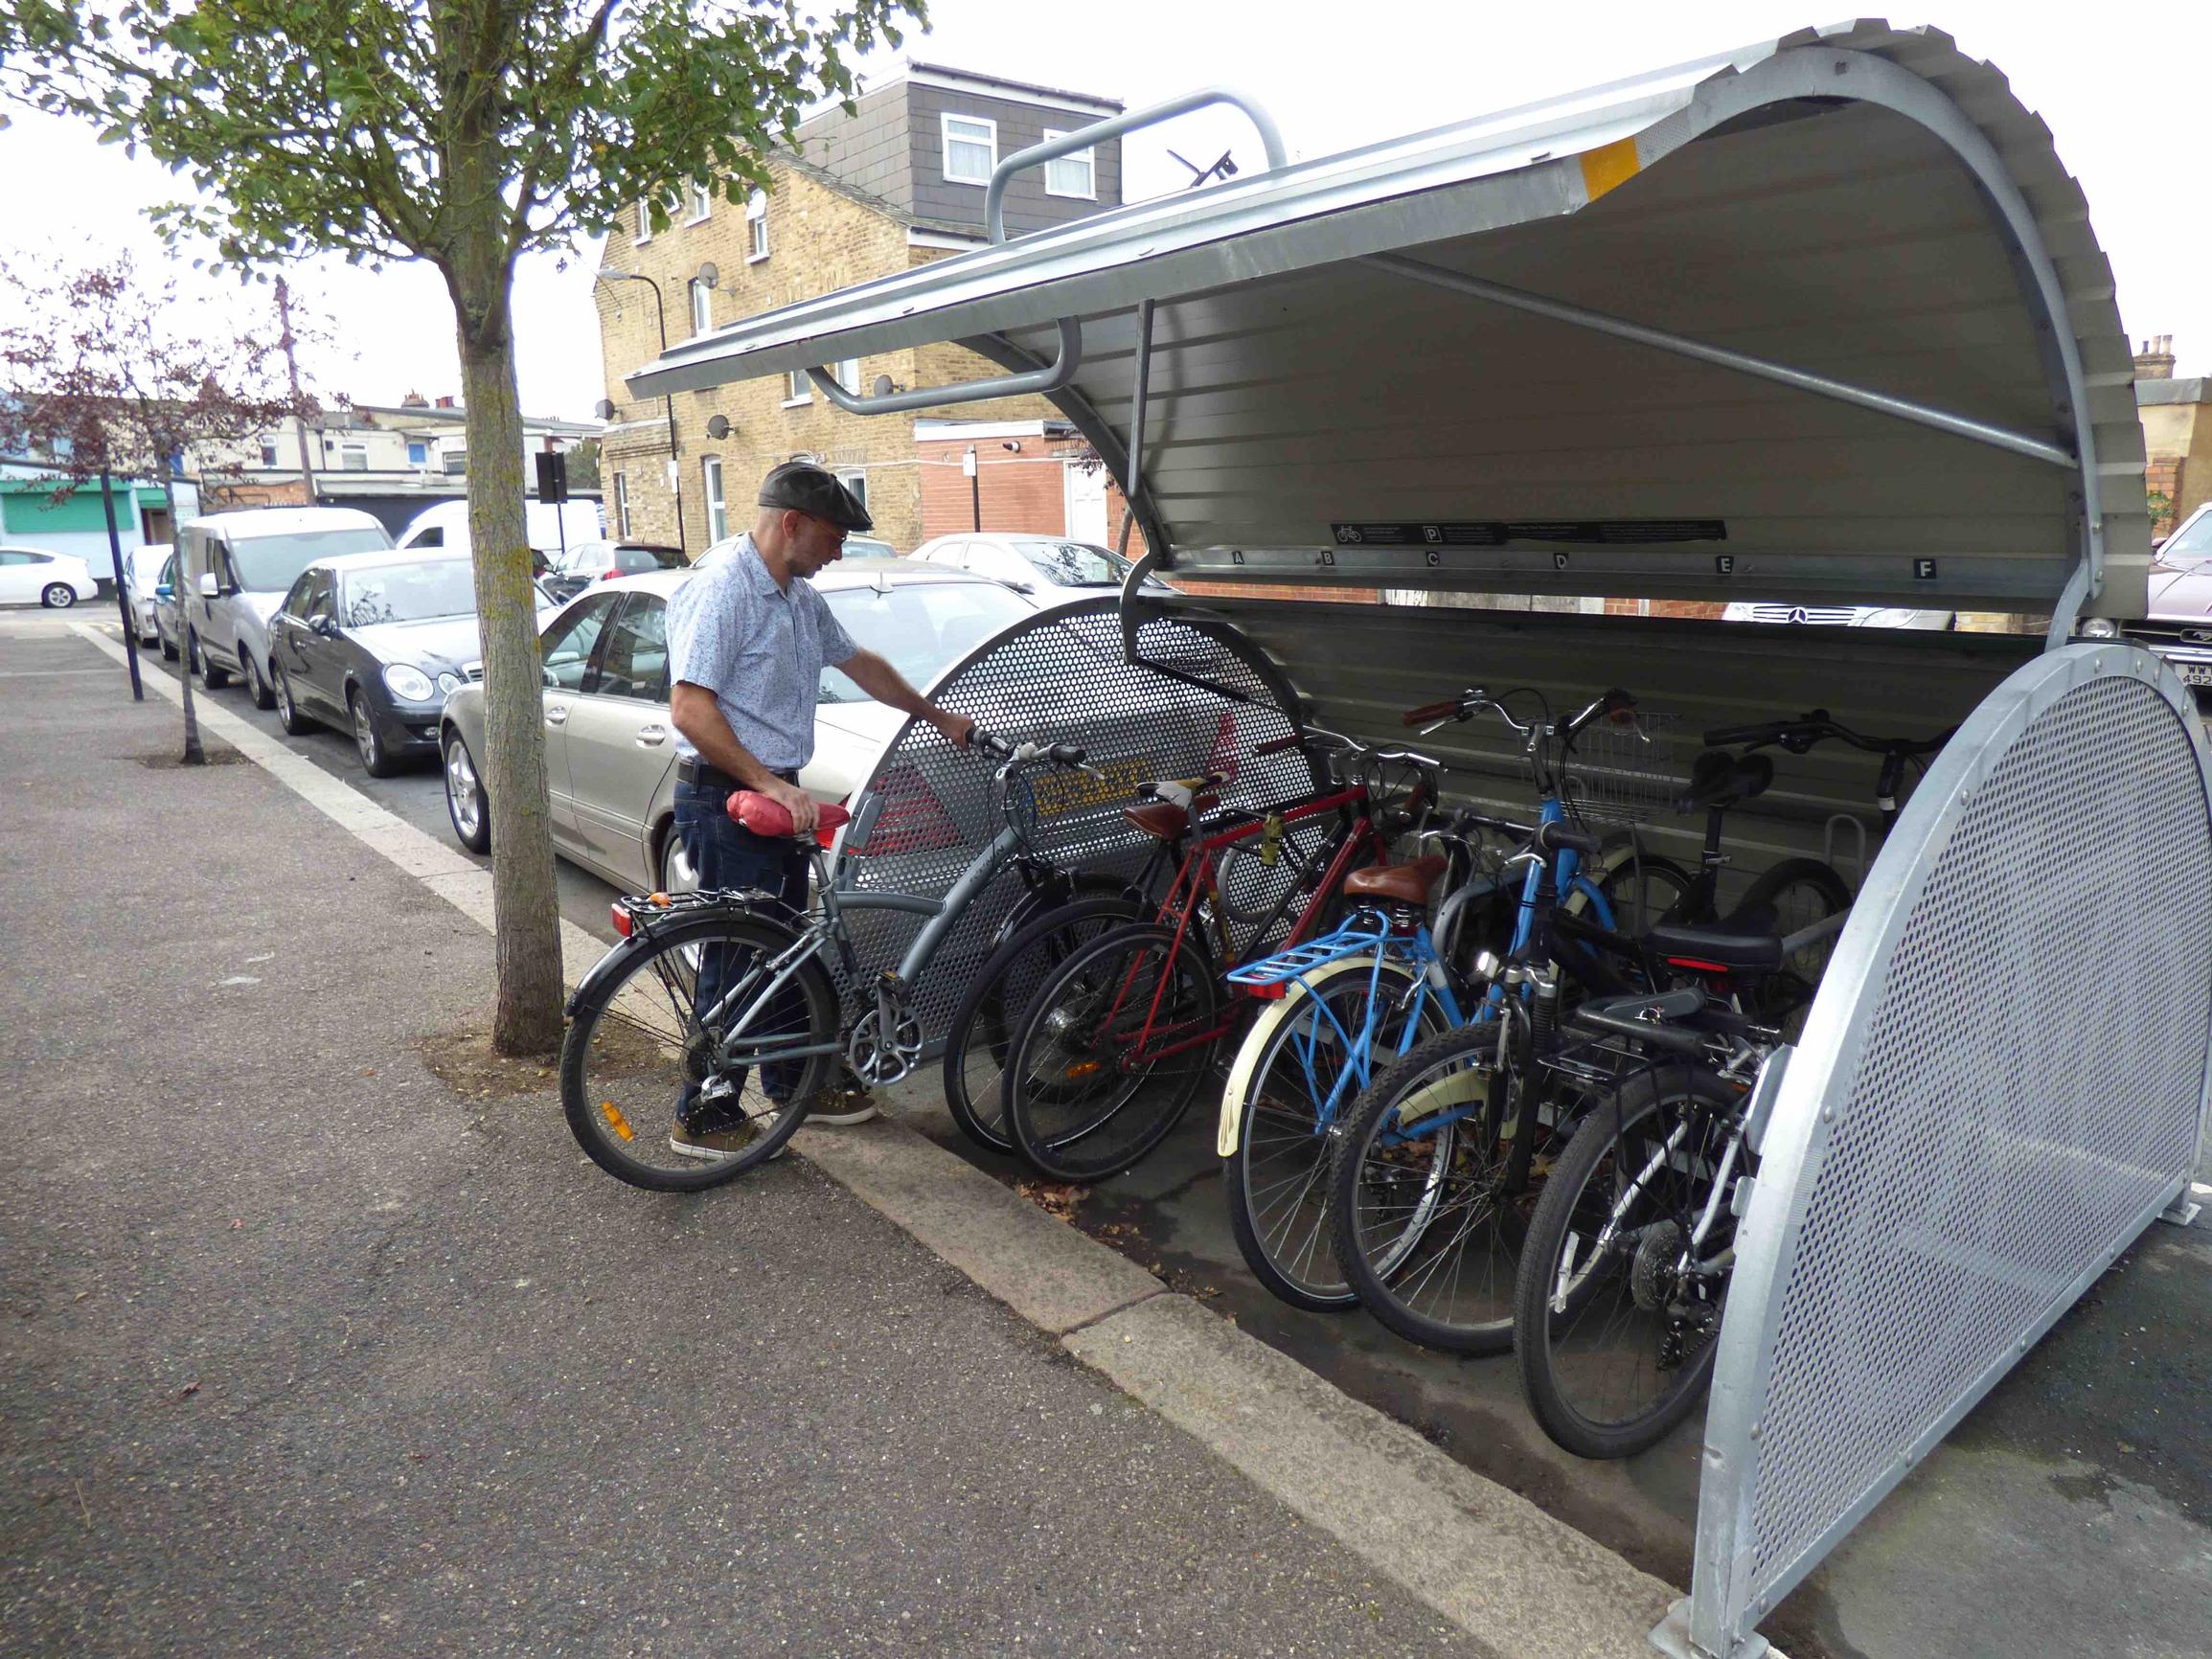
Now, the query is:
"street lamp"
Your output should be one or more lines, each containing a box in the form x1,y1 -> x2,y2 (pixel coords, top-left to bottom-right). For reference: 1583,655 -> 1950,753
594,267 -> 686,554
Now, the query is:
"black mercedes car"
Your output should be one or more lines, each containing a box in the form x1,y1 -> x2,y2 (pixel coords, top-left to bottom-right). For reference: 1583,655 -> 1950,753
267,551 -> 494,777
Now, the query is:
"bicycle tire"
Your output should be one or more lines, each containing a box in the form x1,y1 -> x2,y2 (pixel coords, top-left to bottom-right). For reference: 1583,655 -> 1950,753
1513,1065 -> 1737,1459
1738,856 -> 1852,1034
1223,956 -> 1453,1310
941,895 -> 1148,1154
1329,1021 -> 1531,1354
561,911 -> 838,1193
1003,921 -> 1220,1182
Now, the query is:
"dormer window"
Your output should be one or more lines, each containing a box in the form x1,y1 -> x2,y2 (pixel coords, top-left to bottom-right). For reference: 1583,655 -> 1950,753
943,114 -> 996,185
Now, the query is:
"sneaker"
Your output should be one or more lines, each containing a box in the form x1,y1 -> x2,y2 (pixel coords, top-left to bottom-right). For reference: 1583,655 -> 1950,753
810,1076 -> 880,1127
670,1116 -> 760,1162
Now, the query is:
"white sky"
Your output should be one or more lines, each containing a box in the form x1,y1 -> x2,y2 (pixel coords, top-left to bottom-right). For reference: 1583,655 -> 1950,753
2,1 -> 2201,420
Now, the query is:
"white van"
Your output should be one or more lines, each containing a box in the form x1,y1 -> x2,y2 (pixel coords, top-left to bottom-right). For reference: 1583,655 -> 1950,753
178,507 -> 391,706
395,498 -> 604,568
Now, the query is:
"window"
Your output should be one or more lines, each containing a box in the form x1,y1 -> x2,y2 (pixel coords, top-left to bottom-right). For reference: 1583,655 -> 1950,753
942,114 -> 996,185
301,571 -> 337,625
340,443 -> 369,472
834,468 -> 868,513
611,472 -> 629,537
786,369 -> 811,405
540,592 -> 618,691
340,559 -> 477,627
818,581 -> 1032,703
227,528 -> 390,593
260,441 -> 279,467
592,594 -> 670,701
689,278 -> 712,338
746,189 -> 769,261
632,200 -> 652,244
701,456 -> 726,542
684,180 -> 711,223
412,526 -> 445,548
1041,130 -> 1096,199
443,449 -> 467,476
406,441 -> 427,466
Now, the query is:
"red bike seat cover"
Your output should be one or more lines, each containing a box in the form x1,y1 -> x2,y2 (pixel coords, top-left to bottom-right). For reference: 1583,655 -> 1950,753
728,790 -> 851,839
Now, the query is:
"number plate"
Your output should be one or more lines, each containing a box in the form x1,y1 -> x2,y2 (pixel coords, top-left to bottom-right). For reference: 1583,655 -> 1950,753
2178,664 -> 2212,689
1029,755 -> 1158,818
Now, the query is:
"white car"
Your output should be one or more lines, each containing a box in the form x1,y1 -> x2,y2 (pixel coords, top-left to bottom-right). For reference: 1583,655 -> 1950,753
177,507 -> 394,706
0,546 -> 100,608
121,542 -> 172,643
434,557 -> 1039,890
2121,504 -> 2212,695
911,532 -> 1170,599
1721,602 -> 1953,629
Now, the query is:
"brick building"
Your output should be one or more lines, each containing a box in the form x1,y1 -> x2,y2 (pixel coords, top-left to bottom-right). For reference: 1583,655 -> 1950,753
2133,335 -> 2208,539
593,64 -> 1131,558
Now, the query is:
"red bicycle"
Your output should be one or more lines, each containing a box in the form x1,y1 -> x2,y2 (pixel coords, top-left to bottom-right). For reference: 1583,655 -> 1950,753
999,730 -> 1439,1182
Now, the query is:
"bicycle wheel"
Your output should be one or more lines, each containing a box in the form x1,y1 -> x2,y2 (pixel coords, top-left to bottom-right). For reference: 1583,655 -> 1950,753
1513,1065 -> 1738,1459
1583,846 -> 1698,931
1003,922 -> 1221,1182
942,896 -> 1147,1155
1330,1021 -> 1534,1354
1222,956 -> 1453,1310
1738,857 -> 1851,1034
562,912 -> 839,1193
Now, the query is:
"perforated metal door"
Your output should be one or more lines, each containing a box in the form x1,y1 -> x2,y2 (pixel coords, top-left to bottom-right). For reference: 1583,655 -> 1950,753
1675,645 -> 2212,1659
828,598 -> 1313,1051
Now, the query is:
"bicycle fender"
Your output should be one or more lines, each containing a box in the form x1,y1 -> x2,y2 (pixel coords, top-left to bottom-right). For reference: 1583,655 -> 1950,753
564,898 -> 799,1016
1217,955 -> 1387,1159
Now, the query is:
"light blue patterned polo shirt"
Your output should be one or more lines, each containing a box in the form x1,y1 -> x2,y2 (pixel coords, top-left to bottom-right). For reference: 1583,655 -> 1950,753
666,534 -> 859,771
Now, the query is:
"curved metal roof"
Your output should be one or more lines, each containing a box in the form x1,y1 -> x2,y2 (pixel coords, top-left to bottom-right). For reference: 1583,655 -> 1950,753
630,20 -> 2148,618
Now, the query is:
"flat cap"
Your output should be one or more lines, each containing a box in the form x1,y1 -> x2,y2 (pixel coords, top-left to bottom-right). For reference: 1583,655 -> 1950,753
758,460 -> 873,533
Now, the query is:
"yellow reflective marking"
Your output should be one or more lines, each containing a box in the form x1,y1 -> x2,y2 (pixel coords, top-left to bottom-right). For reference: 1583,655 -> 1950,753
601,1101 -> 635,1143
1063,1059 -> 1104,1080
1578,138 -> 1642,203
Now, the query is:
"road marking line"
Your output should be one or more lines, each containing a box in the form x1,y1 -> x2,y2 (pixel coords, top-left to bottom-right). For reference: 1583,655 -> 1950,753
69,616 -> 1681,1656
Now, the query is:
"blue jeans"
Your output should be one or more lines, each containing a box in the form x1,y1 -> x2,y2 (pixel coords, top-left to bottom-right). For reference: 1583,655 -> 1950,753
674,780 -> 811,1118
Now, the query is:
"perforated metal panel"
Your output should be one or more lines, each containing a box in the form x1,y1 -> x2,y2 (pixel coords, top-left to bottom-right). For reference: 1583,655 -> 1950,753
829,597 -> 1311,1051
1676,645 -> 2212,1659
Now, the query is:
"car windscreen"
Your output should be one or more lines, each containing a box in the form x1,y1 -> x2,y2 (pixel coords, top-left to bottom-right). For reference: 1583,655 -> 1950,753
1009,538 -> 1126,587
845,537 -> 894,560
819,580 -> 1031,704
340,559 -> 478,626
2161,511 -> 2212,566
230,527 -> 392,592
614,544 -> 685,573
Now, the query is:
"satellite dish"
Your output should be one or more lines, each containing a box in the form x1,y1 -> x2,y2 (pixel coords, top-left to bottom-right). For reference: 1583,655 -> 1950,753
695,261 -> 719,289
704,414 -> 731,441
872,374 -> 896,398
593,398 -> 614,420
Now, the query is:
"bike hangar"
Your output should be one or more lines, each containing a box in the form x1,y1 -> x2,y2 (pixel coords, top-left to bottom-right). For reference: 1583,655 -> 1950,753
628,21 -> 2212,1659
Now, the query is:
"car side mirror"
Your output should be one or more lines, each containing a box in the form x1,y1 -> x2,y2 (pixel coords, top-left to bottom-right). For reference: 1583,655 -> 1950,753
197,571 -> 220,599
310,615 -> 339,638
155,583 -> 173,601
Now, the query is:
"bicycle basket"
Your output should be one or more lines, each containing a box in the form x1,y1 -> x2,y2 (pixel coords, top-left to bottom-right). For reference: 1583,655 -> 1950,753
1556,711 -> 1683,826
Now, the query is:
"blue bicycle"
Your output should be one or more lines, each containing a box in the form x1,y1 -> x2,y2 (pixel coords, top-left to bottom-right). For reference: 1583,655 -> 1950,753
1216,689 -> 1694,1310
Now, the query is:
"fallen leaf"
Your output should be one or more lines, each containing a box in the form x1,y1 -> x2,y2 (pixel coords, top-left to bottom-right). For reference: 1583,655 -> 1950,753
177,1381 -> 201,1398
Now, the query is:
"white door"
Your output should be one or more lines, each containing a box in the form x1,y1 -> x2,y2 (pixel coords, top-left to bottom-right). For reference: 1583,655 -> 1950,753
1063,460 -> 1109,547
0,552 -> 40,604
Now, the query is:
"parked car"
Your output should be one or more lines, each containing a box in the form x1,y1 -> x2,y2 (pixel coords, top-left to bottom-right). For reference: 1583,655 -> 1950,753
151,551 -> 184,659
0,545 -> 100,608
265,550 -> 496,777
121,542 -> 172,643
540,538 -> 687,603
910,533 -> 1169,598
2120,503 -> 2212,698
177,507 -> 393,707
693,531 -> 897,569
395,498 -> 604,564
436,557 -> 1037,887
1721,602 -> 1953,629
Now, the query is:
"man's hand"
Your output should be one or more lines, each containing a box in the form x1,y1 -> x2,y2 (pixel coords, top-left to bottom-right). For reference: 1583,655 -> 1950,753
929,708 -> 975,750
764,776 -> 819,835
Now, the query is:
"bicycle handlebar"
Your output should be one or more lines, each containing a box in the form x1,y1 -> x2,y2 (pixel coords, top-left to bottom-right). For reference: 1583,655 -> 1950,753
1535,820 -> 1605,858
1253,732 -> 1306,756
1701,709 -> 1950,759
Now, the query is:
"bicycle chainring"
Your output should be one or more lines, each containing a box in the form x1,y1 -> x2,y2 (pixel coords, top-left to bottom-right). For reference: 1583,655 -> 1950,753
846,1005 -> 924,1086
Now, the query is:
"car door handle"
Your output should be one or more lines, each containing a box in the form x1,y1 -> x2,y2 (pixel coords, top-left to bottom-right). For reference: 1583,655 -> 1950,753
545,704 -> 570,727
634,723 -> 668,747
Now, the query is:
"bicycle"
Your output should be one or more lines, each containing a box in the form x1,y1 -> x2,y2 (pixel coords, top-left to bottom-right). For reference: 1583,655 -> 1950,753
997,731 -> 1437,1183
1215,689 -> 1699,1311
1511,984 -> 1783,1459
561,730 -> 1126,1192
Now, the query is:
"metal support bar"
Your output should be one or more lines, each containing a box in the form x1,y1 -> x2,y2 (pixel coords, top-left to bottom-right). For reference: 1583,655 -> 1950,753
1368,253 -> 2078,472
805,318 -> 1083,416
987,86 -> 1288,243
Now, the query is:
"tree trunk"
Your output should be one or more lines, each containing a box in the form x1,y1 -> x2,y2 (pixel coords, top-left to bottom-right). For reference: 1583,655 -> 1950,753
449,237 -> 564,1055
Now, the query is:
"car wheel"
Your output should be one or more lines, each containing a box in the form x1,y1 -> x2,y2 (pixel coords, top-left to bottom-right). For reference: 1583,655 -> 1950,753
190,631 -> 231,690
658,825 -> 699,897
40,583 -> 78,609
350,691 -> 401,779
159,628 -> 179,663
272,661 -> 315,736
240,650 -> 277,711
444,731 -> 491,853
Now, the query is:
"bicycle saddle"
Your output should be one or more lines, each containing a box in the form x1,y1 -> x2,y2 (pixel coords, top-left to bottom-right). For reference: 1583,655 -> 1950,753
1343,854 -> 1448,905
728,790 -> 853,841
1676,748 -> 1775,813
1644,902 -> 1782,973
1124,795 -> 1218,839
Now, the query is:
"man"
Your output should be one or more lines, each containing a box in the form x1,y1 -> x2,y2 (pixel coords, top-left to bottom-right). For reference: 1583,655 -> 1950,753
664,462 -> 974,1161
